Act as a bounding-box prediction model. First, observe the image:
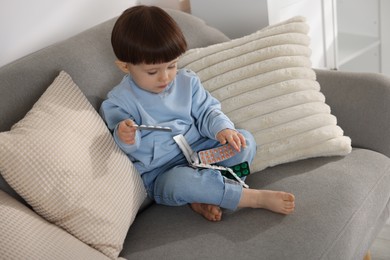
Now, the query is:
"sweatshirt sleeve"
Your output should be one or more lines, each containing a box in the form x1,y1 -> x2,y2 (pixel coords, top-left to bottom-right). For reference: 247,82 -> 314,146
189,73 -> 235,139
99,93 -> 141,154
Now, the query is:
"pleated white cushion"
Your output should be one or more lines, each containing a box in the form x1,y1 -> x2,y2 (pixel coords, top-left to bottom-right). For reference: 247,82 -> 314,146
179,16 -> 352,172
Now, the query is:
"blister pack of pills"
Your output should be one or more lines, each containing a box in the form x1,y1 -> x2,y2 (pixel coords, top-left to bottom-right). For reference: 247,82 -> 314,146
134,124 -> 172,132
173,134 -> 249,188
220,161 -> 250,180
198,144 -> 237,164
193,162 -> 249,188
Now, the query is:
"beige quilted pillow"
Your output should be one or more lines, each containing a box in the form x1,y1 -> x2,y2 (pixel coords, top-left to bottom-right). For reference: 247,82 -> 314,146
179,16 -> 352,172
0,190 -> 111,260
0,71 -> 146,259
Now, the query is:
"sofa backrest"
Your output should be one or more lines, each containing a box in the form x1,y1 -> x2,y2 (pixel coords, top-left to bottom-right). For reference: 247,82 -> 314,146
0,8 -> 229,133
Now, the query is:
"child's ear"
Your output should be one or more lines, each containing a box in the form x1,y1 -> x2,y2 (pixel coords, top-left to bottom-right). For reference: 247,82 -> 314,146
115,60 -> 130,73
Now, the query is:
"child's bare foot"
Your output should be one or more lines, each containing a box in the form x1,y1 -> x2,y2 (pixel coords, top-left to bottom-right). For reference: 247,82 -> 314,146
190,203 -> 222,221
257,190 -> 295,214
239,189 -> 295,215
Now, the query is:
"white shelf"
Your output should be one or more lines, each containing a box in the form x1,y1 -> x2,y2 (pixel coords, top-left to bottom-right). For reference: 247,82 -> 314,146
337,32 -> 381,67
339,45 -> 380,73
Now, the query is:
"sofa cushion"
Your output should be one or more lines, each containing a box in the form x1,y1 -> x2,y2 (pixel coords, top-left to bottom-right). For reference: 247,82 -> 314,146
120,148 -> 390,259
0,71 -> 146,259
178,16 -> 352,172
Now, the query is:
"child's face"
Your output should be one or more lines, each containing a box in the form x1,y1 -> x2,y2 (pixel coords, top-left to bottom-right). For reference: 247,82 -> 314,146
117,58 -> 179,94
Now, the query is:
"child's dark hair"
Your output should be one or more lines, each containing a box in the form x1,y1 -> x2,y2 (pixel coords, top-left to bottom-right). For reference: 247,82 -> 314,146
111,5 -> 188,65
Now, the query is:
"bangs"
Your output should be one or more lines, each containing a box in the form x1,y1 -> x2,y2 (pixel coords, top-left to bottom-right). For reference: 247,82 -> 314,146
112,6 -> 187,64
125,23 -> 187,64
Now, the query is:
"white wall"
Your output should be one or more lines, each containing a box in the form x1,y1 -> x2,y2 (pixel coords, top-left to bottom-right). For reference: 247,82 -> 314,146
380,0 -> 390,75
0,0 -> 137,67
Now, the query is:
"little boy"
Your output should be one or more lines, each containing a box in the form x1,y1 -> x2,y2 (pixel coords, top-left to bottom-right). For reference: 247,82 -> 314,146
100,5 -> 295,221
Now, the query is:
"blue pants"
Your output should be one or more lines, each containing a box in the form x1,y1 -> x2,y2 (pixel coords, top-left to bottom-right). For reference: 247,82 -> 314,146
151,129 -> 256,210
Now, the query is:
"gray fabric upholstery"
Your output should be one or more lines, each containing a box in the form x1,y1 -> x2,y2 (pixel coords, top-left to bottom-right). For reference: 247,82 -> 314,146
316,69 -> 390,158
0,18 -> 119,133
121,148 -> 390,259
1,8 -> 390,260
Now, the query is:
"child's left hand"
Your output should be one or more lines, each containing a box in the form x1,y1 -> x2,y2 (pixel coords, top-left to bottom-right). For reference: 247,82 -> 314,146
216,129 -> 247,152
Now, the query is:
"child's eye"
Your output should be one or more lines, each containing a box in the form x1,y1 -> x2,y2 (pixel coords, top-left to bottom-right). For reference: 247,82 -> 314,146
147,71 -> 157,75
168,64 -> 177,69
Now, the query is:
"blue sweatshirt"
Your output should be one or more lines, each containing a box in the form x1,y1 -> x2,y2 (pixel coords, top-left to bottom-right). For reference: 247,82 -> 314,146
100,69 -> 235,186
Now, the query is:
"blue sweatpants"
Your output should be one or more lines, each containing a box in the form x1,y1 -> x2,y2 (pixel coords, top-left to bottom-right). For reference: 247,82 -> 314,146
150,129 -> 256,211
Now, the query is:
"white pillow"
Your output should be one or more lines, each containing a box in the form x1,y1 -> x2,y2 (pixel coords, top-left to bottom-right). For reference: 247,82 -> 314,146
179,16 -> 352,172
0,71 -> 146,259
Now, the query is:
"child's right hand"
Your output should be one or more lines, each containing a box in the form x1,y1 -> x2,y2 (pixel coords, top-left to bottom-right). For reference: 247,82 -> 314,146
117,119 -> 137,144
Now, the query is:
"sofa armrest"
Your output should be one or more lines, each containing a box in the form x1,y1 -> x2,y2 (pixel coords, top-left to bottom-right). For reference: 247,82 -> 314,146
315,69 -> 390,158
0,190 -> 110,260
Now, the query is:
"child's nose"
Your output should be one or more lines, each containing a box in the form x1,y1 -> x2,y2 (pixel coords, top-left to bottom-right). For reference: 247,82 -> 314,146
159,71 -> 169,82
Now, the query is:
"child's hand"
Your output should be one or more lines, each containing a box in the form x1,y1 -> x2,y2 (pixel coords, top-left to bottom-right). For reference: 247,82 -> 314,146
216,129 -> 247,152
117,119 -> 137,144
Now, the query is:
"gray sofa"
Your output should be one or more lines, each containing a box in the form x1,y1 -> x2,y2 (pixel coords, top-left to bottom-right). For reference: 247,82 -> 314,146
1,8 -> 390,260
